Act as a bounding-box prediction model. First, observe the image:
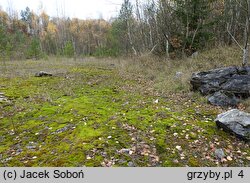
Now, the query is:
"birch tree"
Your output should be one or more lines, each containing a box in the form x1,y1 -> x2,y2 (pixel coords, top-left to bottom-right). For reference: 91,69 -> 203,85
226,0 -> 250,66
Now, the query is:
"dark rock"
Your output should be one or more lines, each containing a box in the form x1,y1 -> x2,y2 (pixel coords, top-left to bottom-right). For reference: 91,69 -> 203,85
35,71 -> 53,77
190,66 -> 250,106
199,82 -> 221,95
190,66 -> 238,91
215,109 -> 250,141
237,66 -> 250,75
215,148 -> 225,160
208,91 -> 240,107
221,75 -> 250,97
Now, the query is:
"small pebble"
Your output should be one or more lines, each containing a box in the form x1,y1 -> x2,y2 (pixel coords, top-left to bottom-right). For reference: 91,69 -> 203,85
173,133 -> 178,137
86,156 -> 92,160
176,146 -> 182,151
173,159 -> 179,164
227,156 -> 233,161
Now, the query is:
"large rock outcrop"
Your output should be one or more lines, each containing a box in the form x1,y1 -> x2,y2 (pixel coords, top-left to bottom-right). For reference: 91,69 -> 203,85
215,109 -> 250,141
190,66 -> 250,106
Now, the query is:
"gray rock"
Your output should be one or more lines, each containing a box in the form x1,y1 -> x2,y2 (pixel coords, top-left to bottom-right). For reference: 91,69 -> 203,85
215,148 -> 225,160
190,66 -> 250,106
191,66 -> 237,95
118,149 -> 130,154
208,91 -> 240,107
221,75 -> 250,97
127,161 -> 135,167
237,66 -> 250,75
35,71 -> 53,77
175,72 -> 183,79
191,51 -> 199,58
199,82 -> 221,95
215,109 -> 250,141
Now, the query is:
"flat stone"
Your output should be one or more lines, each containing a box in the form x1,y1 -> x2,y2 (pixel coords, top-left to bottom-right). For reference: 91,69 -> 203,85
215,109 -> 250,141
35,71 -> 53,77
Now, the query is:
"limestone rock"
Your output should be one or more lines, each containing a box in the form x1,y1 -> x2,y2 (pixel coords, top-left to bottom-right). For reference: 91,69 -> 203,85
208,91 -> 239,107
190,66 -> 238,94
190,66 -> 250,107
215,109 -> 250,141
35,71 -> 53,77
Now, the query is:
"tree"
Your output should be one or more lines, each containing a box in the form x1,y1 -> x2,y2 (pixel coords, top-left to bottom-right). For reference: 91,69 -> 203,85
27,38 -> 41,59
174,0 -> 215,55
21,7 -> 32,34
226,0 -> 250,66
242,0 -> 250,66
63,41 -> 74,57
118,0 -> 137,55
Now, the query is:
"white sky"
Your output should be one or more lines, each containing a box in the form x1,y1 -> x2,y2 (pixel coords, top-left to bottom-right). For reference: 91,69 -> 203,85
0,0 -> 125,20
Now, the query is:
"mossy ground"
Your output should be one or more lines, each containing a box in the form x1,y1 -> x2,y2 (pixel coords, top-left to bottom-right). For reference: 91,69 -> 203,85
0,55 -> 249,167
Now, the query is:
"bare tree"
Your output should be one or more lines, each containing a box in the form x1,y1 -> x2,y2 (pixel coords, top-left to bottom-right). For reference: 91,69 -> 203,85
243,0 -> 250,66
227,0 -> 250,66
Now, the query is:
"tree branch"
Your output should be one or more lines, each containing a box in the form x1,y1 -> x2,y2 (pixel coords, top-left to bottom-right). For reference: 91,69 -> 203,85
227,23 -> 244,50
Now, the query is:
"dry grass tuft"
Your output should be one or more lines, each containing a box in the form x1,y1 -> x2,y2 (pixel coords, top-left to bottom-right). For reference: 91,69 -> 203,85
115,45 -> 243,95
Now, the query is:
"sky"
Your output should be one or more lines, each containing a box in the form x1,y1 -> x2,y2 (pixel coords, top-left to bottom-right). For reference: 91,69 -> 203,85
0,0 -> 125,20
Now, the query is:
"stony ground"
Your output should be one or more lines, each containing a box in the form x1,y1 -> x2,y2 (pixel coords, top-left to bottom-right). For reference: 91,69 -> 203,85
0,57 -> 249,167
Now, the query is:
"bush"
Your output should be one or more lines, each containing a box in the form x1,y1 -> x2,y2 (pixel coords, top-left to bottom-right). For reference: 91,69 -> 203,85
93,47 -> 119,57
63,41 -> 74,58
27,38 -> 42,59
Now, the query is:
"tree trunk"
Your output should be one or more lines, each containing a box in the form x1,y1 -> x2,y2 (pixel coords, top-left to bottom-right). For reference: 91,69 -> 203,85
165,38 -> 169,58
127,20 -> 137,56
243,0 -> 250,66
243,45 -> 249,66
